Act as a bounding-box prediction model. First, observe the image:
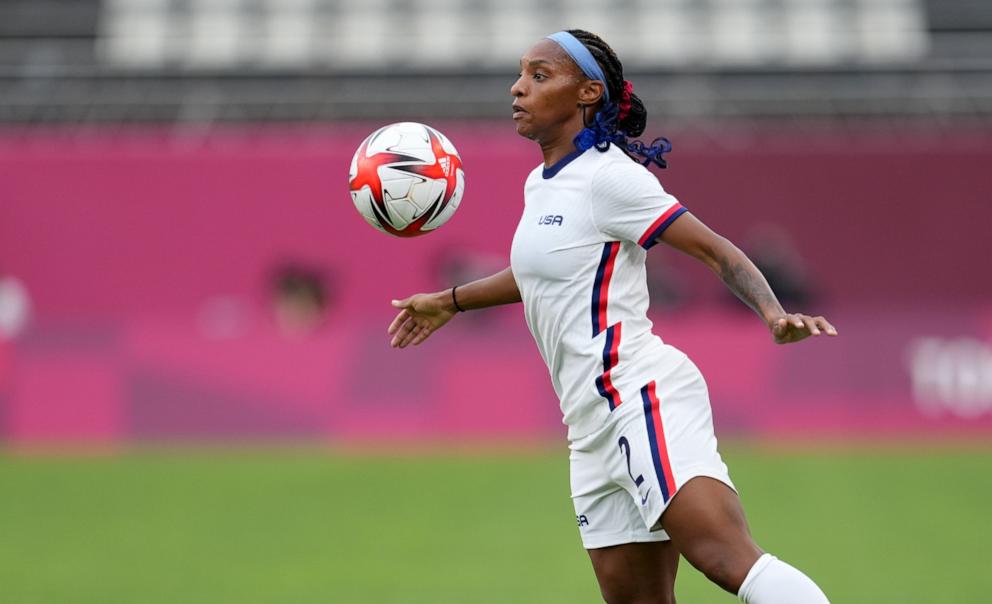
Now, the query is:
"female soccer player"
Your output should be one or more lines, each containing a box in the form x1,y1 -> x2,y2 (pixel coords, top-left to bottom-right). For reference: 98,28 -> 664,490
387,30 -> 836,604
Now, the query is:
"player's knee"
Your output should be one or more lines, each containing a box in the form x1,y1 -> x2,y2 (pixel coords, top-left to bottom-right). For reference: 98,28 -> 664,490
597,573 -> 675,604
698,555 -> 745,593
681,541 -> 754,593
600,587 -> 675,604
602,593 -> 676,604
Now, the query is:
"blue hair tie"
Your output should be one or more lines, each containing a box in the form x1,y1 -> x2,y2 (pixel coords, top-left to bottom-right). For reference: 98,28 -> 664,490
546,31 -> 610,103
574,102 -> 620,152
625,137 -> 673,169
573,102 -> 673,169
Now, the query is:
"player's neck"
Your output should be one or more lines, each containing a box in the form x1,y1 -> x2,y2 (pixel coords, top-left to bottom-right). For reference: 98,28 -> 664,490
539,127 -> 583,168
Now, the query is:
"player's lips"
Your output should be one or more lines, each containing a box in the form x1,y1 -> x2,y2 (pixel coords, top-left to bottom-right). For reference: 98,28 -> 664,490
512,104 -> 528,119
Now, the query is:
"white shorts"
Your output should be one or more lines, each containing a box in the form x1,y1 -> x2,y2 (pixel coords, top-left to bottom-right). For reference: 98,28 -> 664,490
570,357 -> 735,549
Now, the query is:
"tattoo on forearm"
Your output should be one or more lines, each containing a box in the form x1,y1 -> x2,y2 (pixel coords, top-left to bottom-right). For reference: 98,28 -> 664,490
717,254 -> 782,318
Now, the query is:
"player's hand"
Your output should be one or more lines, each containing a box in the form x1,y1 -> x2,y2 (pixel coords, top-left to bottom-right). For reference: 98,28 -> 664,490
388,292 -> 456,348
770,313 -> 838,344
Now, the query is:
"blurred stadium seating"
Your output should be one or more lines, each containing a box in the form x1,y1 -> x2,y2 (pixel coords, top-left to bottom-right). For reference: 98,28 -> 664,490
0,0 -> 990,123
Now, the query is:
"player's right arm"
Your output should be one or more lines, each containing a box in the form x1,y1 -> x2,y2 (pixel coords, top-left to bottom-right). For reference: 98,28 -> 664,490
388,266 -> 521,348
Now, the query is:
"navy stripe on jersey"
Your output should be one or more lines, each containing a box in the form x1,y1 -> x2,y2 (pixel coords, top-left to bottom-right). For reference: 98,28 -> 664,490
591,241 -> 620,336
594,323 -> 622,410
639,205 -> 688,250
542,148 -> 586,179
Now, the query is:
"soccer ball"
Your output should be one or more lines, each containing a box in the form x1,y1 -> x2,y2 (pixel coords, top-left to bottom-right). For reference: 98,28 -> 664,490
349,122 -> 465,237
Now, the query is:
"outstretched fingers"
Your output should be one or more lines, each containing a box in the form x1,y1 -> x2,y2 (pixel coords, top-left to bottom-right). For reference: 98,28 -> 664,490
393,322 -> 413,348
411,324 -> 433,346
815,316 -> 838,336
389,313 -> 421,348
774,313 -> 839,344
800,315 -> 821,336
392,318 -> 432,348
794,314 -> 838,337
388,309 -> 410,336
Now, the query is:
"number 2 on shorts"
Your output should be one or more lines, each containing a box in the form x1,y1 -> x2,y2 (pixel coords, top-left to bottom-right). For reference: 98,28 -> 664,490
618,436 -> 645,487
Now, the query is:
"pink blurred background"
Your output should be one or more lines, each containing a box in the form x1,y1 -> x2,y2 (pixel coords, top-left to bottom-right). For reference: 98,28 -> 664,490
2,123 -> 990,444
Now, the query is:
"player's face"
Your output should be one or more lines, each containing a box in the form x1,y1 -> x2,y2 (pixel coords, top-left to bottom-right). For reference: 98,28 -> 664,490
510,40 -> 585,141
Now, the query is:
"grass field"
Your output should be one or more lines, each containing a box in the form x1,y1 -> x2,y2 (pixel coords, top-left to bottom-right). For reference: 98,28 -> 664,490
1,443 -> 990,603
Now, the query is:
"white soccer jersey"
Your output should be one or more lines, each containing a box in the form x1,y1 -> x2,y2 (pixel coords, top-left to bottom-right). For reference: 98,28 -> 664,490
510,144 -> 690,440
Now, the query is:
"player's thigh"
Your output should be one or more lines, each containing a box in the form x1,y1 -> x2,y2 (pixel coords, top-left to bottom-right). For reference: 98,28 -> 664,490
660,476 -> 762,593
588,540 -> 679,604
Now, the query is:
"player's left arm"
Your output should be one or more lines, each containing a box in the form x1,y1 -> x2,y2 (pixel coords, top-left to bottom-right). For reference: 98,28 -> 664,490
657,212 -> 838,344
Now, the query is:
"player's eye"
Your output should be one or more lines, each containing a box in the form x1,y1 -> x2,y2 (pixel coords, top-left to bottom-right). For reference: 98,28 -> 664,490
533,73 -> 547,81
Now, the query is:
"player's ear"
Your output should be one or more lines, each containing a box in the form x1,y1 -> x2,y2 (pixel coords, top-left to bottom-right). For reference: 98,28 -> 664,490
577,80 -> 606,106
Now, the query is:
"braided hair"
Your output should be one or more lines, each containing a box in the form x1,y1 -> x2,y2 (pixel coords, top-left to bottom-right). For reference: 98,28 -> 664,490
567,29 -> 671,169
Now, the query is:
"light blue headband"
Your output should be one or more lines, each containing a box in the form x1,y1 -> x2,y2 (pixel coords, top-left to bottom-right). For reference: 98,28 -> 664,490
546,31 -> 610,103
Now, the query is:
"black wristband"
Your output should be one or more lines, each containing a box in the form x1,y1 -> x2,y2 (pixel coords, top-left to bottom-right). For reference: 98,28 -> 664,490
451,286 -> 466,313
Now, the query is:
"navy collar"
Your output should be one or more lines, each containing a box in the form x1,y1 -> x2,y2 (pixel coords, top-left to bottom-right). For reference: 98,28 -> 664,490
542,147 -> 586,179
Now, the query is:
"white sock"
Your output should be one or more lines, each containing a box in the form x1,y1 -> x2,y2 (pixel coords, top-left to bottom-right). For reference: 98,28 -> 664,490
737,553 -> 830,603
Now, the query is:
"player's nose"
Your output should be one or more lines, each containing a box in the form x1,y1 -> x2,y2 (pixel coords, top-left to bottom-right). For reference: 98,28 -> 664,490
510,76 -> 526,98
